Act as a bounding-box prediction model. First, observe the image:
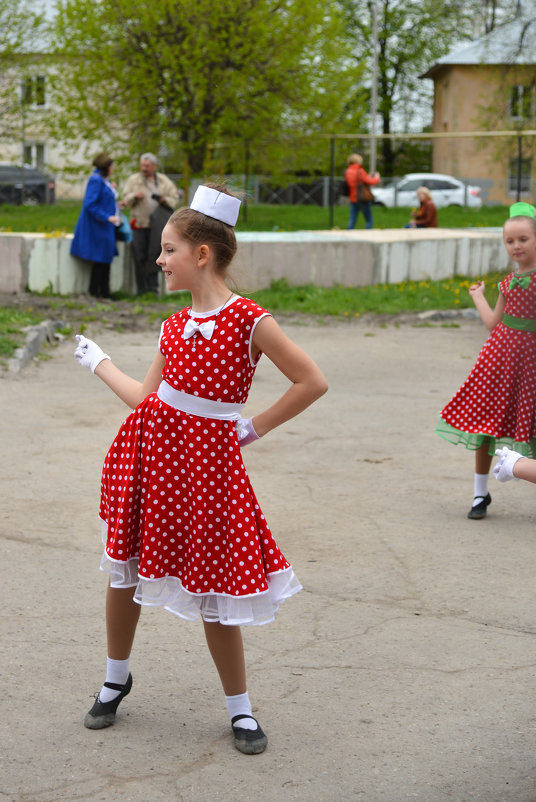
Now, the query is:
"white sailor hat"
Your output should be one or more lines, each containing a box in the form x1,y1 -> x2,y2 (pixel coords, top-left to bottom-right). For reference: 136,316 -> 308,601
190,185 -> 241,226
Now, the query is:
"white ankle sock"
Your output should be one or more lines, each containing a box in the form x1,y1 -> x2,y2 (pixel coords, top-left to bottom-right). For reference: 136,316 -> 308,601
99,657 -> 130,703
225,691 -> 257,731
473,473 -> 489,505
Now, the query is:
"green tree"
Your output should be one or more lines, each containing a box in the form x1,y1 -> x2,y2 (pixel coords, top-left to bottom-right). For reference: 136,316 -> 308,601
338,0 -> 515,175
49,0 -> 362,177
0,0 -> 47,145
0,0 -> 45,54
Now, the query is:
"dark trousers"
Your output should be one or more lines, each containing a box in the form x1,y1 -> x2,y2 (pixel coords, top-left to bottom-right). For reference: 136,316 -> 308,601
89,261 -> 111,298
132,228 -> 160,295
347,201 -> 373,230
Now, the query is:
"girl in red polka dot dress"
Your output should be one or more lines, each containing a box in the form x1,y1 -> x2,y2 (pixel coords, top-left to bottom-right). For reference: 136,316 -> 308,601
436,202 -> 536,519
73,184 -> 328,754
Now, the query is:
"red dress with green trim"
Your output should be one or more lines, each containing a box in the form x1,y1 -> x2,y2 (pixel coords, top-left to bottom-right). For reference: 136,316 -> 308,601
436,270 -> 536,457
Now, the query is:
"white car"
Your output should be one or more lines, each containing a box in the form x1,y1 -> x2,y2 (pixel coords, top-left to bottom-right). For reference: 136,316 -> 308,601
371,173 -> 482,209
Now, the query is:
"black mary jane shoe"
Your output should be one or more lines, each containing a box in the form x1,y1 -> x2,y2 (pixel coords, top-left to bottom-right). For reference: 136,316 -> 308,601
467,493 -> 492,520
231,714 -> 268,755
84,673 -> 133,730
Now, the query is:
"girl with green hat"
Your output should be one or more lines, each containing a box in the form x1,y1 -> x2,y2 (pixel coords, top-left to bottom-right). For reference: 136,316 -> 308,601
436,202 -> 536,518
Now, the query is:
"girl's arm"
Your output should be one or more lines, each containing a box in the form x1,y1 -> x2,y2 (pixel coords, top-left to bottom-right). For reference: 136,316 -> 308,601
513,458 -> 536,483
494,447 -> 536,484
249,316 -> 328,437
94,349 -> 165,408
469,281 -> 505,331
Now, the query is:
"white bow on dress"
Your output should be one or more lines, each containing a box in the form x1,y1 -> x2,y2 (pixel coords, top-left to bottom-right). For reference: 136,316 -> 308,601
182,318 -> 216,341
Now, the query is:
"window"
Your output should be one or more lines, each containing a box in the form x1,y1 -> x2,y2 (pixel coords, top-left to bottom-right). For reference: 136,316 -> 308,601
23,143 -> 45,169
21,75 -> 46,106
427,179 -> 458,190
397,179 -> 421,192
508,157 -> 531,195
509,85 -> 533,122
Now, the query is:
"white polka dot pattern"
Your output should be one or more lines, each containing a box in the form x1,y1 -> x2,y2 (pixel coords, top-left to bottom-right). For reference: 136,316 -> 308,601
97,298 -> 299,622
440,273 -> 536,446
158,298 -> 266,402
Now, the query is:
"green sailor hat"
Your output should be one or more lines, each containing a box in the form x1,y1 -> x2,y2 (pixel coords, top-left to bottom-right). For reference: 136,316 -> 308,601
509,202 -> 536,218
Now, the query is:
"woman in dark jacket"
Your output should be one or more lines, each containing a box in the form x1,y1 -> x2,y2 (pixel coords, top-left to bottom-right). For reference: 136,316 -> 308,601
71,152 -> 120,298
406,186 -> 438,228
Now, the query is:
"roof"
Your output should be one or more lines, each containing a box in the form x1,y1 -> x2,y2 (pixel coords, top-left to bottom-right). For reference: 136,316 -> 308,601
422,14 -> 536,78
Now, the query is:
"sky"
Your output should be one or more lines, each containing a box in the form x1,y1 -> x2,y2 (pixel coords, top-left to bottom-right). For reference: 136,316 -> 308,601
39,0 -> 57,19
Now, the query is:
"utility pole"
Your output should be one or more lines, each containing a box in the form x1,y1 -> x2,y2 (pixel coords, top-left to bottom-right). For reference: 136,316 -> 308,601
369,0 -> 379,175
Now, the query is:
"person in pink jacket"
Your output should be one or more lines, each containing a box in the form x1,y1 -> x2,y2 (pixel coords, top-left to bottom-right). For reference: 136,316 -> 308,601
345,153 -> 380,230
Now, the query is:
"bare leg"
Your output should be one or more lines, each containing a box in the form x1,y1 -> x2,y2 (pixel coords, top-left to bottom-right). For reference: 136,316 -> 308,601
467,440 -> 493,519
202,620 -> 267,753
475,439 -> 493,476
106,584 -> 141,659
84,584 -> 139,729
202,621 -> 246,695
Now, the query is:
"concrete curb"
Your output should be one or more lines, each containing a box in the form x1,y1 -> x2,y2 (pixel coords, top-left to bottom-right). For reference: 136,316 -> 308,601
8,319 -> 64,373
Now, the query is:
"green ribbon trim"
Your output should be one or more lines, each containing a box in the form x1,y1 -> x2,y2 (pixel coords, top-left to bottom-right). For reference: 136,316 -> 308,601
509,274 -> 531,290
435,417 -> 536,458
502,314 -> 536,332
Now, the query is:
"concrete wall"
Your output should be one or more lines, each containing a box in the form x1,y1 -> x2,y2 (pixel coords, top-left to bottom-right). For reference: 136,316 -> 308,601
0,233 -> 136,295
0,229 -> 506,296
231,229 -> 507,293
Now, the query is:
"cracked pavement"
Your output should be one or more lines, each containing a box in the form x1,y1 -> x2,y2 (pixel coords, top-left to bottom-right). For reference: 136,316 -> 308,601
1,316 -> 536,801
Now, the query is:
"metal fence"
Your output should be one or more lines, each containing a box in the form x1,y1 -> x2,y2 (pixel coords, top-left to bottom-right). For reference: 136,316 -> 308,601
248,175 -> 536,208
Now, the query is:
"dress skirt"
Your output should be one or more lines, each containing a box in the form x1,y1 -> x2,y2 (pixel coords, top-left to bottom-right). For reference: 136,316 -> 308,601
98,382 -> 302,626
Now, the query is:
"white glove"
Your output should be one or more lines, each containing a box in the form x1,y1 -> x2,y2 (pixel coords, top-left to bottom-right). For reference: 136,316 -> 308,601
74,334 -> 110,373
236,417 -> 260,447
493,447 -> 522,482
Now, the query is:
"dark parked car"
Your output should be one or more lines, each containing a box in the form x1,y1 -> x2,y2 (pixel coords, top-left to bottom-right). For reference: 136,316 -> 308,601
0,164 -> 56,205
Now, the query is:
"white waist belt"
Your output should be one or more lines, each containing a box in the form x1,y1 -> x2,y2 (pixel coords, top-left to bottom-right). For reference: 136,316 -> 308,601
157,380 -> 244,421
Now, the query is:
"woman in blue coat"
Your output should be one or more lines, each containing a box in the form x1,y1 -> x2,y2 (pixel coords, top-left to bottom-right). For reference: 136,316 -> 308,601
71,152 -> 120,298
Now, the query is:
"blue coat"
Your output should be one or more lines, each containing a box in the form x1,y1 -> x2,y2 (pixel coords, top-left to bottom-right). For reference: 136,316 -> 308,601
71,169 -> 118,264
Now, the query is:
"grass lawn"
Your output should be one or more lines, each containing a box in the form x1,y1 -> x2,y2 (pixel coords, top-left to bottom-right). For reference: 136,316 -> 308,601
0,306 -> 43,361
0,272 -> 506,365
0,200 -> 510,233
249,274 -> 504,316
239,203 -> 508,231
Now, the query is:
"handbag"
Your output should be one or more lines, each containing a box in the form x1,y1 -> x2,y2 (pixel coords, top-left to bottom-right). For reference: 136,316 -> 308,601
116,211 -> 132,243
149,202 -> 174,259
356,182 -> 374,203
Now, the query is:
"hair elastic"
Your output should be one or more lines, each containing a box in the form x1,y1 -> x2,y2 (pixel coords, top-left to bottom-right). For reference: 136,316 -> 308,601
190,185 -> 241,226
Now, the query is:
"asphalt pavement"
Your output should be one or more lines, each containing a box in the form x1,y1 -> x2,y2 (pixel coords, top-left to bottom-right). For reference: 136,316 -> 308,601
2,315 -> 536,801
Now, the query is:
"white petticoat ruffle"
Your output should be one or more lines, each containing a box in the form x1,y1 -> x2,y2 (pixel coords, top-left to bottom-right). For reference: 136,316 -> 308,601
99,524 -> 302,627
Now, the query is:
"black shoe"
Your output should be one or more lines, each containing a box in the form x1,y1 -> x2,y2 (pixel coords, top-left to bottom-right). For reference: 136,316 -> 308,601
467,493 -> 491,519
231,715 -> 268,754
84,673 -> 133,729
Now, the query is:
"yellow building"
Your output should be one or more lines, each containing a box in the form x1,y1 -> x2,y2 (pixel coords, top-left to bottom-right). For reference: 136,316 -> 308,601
422,13 -> 536,205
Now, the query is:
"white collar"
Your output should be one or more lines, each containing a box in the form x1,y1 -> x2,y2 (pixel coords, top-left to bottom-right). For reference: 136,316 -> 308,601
189,294 -> 238,318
